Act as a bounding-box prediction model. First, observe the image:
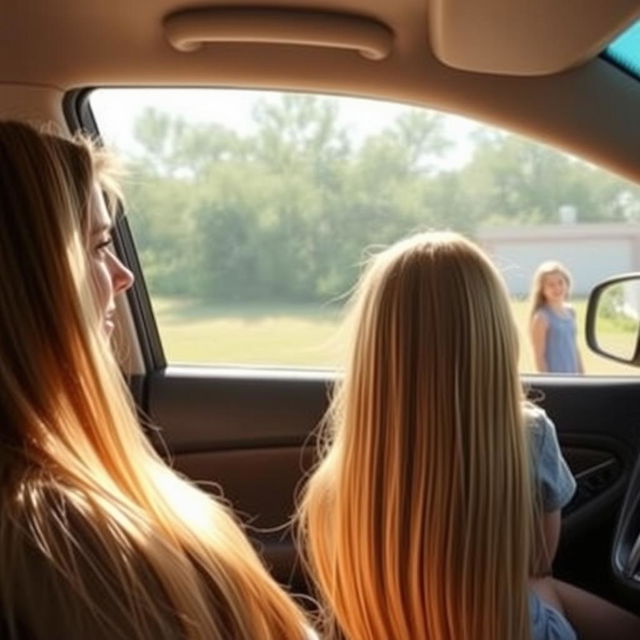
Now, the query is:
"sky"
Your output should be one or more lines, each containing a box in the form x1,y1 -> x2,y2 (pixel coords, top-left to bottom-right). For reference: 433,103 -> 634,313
90,87 -> 479,169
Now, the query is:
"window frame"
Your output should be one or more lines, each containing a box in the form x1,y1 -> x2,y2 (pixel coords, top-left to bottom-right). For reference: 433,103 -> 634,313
66,88 -> 168,374
68,86 -> 640,380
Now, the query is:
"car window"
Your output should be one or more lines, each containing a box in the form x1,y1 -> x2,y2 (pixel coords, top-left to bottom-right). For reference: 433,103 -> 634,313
605,19 -> 640,80
90,88 -> 640,375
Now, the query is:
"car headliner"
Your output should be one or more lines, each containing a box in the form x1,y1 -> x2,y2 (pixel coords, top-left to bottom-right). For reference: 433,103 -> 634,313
1,1 -> 639,181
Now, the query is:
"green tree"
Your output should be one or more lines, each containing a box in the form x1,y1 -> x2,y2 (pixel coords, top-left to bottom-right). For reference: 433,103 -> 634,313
462,131 -> 640,225
122,97 -> 640,307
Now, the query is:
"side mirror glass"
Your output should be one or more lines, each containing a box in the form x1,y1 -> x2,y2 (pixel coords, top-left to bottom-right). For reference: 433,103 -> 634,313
586,274 -> 640,366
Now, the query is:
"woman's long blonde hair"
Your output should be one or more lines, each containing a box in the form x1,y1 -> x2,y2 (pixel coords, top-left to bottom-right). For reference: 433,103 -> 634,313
529,260 -> 572,318
299,231 -> 534,640
0,121 -> 307,639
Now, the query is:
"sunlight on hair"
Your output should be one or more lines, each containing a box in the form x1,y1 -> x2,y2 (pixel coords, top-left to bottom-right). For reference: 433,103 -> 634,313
299,231 -> 534,640
0,121 -> 309,640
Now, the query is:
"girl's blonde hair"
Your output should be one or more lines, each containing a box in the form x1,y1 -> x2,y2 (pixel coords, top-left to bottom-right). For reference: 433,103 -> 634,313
299,231 -> 534,640
529,260 -> 572,317
0,121 -> 307,639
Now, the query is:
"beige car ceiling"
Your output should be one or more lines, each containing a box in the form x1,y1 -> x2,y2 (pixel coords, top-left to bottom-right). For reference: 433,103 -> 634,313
0,0 -> 639,182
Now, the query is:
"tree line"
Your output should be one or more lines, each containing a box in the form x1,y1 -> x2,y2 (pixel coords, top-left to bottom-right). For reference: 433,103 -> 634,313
122,94 -> 640,304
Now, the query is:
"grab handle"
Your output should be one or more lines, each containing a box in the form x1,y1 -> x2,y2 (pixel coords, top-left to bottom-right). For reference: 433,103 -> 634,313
164,8 -> 393,60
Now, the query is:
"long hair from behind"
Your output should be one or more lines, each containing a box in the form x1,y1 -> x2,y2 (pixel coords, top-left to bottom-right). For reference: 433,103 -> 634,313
299,231 -> 534,640
0,121 -> 308,640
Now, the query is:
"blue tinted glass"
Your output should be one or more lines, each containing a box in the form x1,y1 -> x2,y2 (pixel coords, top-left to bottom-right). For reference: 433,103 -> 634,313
606,20 -> 640,78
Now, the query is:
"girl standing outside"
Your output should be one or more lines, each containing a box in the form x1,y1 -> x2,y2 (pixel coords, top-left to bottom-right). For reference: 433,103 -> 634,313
530,261 -> 584,374
298,232 -> 640,640
0,121 -> 310,640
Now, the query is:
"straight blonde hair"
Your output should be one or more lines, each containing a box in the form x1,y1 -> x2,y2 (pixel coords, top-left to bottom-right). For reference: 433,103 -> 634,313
299,231 -> 534,640
0,121 -> 308,639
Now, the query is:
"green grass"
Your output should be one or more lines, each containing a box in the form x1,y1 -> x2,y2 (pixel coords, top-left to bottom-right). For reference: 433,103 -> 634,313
152,296 -> 640,375
152,298 -> 344,367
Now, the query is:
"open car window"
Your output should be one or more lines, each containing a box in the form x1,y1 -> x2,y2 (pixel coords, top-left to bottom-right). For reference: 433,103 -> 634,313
90,87 -> 640,375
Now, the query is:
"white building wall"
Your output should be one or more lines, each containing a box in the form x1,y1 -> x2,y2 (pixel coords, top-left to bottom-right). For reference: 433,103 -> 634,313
485,240 -> 631,297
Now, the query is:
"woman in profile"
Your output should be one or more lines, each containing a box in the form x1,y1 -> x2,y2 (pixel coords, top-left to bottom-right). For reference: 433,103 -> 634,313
0,121 -> 310,639
298,231 -> 640,640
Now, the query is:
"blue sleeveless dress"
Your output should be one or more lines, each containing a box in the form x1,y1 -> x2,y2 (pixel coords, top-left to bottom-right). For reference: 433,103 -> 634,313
539,305 -> 579,374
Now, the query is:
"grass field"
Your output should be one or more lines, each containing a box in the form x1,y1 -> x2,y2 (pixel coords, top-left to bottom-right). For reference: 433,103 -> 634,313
152,296 -> 640,376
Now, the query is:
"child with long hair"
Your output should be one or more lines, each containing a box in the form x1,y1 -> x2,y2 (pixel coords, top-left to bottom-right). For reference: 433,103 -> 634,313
530,261 -> 584,374
298,232 -> 640,640
0,120 -> 311,640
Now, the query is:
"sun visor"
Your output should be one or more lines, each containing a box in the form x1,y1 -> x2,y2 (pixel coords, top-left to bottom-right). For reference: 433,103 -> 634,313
429,0 -> 640,76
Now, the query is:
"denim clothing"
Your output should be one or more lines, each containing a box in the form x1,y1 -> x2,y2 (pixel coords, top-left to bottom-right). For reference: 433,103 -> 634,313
527,405 -> 577,512
530,592 -> 577,640
527,406 -> 578,640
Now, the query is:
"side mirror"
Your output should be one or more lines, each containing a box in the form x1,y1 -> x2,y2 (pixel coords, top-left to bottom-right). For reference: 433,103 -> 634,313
586,274 -> 640,366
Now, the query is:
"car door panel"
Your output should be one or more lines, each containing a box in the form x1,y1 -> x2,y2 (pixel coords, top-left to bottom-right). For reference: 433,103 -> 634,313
531,379 -> 640,536
145,368 -> 325,589
144,369 -> 640,604
526,378 -> 640,605
172,446 -> 313,588
146,368 -> 327,452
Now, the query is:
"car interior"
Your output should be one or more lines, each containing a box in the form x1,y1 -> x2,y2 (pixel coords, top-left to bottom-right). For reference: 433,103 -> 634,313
4,0 -> 640,623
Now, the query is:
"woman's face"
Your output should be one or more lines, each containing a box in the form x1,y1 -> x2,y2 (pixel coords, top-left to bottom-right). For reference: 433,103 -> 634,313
542,271 -> 568,304
87,185 -> 134,336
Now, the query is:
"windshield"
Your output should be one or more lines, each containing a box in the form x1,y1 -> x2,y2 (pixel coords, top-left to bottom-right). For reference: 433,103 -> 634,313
605,19 -> 640,79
